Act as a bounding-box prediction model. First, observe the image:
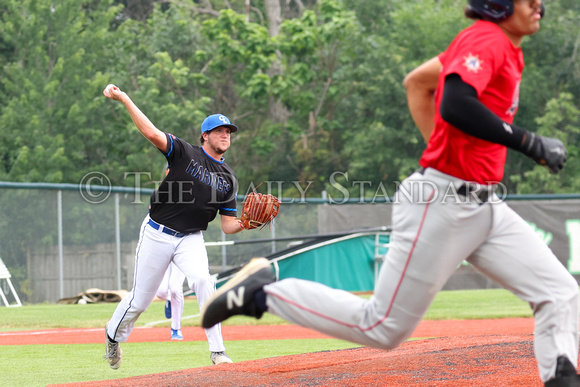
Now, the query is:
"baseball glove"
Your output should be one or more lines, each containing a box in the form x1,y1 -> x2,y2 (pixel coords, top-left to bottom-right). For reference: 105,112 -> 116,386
239,191 -> 281,230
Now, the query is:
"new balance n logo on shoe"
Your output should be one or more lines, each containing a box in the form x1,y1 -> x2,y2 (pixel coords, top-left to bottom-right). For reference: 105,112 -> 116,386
227,286 -> 245,310
200,258 -> 274,329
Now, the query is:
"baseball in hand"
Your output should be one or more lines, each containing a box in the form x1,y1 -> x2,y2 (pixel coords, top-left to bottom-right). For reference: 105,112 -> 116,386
103,84 -> 118,98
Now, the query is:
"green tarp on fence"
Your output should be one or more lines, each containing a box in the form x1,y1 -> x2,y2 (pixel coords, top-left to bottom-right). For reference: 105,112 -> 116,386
274,234 -> 390,292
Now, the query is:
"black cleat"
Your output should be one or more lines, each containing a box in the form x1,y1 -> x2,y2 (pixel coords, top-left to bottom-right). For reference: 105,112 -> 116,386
201,258 -> 275,328
544,356 -> 580,387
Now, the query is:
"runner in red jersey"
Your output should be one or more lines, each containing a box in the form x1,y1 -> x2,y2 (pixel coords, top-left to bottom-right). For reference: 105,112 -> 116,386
200,2 -> 579,385
420,20 -> 522,183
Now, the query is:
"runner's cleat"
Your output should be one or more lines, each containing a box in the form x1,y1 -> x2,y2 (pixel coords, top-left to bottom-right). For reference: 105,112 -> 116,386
201,258 -> 275,329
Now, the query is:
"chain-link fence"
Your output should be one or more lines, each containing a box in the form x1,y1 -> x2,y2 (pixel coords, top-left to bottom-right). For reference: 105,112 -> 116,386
0,182 -> 321,303
5,181 -> 578,304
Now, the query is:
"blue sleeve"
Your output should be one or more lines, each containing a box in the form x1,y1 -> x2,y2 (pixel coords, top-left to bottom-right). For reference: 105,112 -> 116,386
219,188 -> 238,217
162,133 -> 178,164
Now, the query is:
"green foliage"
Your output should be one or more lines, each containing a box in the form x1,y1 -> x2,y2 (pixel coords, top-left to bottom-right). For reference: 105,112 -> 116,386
202,10 -> 277,81
272,0 -> 362,189
510,93 -> 580,193
0,0 -> 123,183
0,0 -> 578,192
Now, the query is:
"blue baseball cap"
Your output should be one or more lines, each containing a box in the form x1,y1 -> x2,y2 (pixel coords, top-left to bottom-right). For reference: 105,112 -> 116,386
201,114 -> 238,134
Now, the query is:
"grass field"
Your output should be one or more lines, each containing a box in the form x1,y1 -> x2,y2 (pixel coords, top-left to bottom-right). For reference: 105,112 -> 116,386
0,288 -> 534,386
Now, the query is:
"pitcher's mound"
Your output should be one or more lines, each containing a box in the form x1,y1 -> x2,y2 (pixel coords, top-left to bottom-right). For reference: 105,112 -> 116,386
69,334 -> 542,386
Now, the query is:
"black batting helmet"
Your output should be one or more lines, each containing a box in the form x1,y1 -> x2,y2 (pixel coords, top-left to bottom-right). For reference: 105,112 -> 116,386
467,0 -> 545,22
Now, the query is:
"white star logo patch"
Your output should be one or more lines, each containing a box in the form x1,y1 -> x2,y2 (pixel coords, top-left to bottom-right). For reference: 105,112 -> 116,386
463,53 -> 484,73
503,123 -> 513,134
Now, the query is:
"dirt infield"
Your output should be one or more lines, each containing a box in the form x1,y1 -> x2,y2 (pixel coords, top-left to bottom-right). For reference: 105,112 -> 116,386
57,335 -> 540,386
9,317 -> 556,386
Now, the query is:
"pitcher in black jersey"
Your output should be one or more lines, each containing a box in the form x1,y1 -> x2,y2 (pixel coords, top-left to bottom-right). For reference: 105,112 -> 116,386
102,84 -> 245,368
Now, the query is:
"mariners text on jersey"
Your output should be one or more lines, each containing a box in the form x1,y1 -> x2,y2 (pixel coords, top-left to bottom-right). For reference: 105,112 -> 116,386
148,133 -> 238,233
185,159 -> 231,194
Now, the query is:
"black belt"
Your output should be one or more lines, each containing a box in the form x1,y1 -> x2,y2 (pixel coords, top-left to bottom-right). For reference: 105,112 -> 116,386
148,219 -> 188,238
457,184 -> 495,203
415,167 -> 495,203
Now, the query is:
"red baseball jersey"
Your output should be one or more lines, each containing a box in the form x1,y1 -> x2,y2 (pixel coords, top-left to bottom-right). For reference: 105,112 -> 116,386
419,20 -> 525,184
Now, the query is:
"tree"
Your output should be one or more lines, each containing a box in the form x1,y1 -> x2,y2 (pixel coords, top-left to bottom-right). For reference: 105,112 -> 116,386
0,0 -> 578,195
0,0 -> 123,183
510,92 -> 580,193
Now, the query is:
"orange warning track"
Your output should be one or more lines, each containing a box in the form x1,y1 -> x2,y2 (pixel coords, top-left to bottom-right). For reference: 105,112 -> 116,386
0,317 -> 534,345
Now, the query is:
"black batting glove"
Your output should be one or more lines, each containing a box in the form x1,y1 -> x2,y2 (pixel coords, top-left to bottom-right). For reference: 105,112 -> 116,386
521,132 -> 567,174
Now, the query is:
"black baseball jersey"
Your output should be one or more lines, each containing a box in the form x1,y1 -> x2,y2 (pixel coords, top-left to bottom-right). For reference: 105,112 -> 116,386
149,133 -> 238,233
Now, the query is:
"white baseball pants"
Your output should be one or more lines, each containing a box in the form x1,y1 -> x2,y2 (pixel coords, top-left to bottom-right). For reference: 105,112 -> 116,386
156,262 -> 186,330
264,168 -> 579,383
107,215 -> 226,352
